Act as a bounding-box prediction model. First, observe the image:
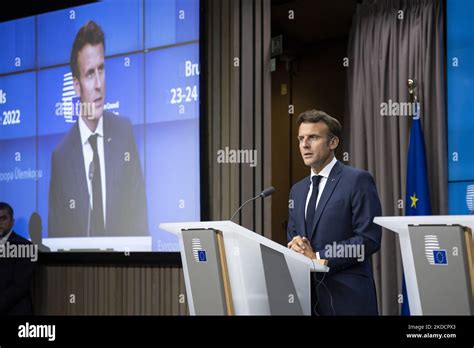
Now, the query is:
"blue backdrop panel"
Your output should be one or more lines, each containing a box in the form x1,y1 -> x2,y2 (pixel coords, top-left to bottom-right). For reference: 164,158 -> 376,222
145,43 -> 199,124
0,16 -> 36,74
0,137 -> 37,239
146,119 -> 200,251
145,0 -> 199,49
447,0 -> 474,181
0,72 -> 36,140
37,0 -> 143,68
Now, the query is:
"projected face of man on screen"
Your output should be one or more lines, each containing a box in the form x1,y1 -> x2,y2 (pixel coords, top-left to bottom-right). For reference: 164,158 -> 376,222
47,20 -> 149,241
71,21 -> 106,131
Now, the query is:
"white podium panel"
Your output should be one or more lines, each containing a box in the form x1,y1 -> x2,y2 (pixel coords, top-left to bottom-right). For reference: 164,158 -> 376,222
375,216 -> 474,315
160,220 -> 328,315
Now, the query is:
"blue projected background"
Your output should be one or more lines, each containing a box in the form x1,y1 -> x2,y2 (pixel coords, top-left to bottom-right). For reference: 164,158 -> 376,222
0,16 -> 36,74
447,0 -> 474,214
0,0 -> 200,251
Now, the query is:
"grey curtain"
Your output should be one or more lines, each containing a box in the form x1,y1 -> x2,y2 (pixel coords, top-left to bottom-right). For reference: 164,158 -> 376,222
345,0 -> 447,315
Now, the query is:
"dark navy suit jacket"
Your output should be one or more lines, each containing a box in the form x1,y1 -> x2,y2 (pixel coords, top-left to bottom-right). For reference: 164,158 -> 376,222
287,160 -> 382,315
48,112 -> 148,237
0,231 -> 35,315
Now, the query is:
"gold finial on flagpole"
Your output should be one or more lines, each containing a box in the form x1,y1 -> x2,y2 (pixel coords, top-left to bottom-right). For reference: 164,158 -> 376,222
408,78 -> 417,103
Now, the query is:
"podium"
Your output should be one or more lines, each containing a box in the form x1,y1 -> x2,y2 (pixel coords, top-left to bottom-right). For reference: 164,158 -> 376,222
160,220 -> 329,315
374,216 -> 474,315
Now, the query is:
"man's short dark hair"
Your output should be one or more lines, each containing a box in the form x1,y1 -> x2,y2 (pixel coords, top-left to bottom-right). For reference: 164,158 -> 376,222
0,202 -> 14,219
296,109 -> 342,140
70,20 -> 105,79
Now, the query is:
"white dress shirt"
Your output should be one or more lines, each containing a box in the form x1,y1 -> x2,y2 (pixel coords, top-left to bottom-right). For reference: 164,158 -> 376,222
305,156 -> 338,219
78,116 -> 107,226
0,229 -> 12,245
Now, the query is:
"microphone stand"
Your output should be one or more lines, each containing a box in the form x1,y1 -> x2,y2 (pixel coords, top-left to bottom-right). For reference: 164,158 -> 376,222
230,187 -> 275,222
230,194 -> 261,222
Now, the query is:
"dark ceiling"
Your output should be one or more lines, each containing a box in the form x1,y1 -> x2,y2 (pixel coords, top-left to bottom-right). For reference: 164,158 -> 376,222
1,0 -> 358,39
0,0 -> 96,22
2,0 -> 358,49
271,0 -> 358,45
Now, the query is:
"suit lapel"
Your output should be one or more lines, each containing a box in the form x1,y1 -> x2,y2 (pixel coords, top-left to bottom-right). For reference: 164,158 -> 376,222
308,161 -> 344,241
69,124 -> 89,227
299,178 -> 311,237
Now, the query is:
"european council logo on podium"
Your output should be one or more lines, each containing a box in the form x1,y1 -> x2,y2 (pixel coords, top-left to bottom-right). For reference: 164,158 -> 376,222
424,235 -> 448,266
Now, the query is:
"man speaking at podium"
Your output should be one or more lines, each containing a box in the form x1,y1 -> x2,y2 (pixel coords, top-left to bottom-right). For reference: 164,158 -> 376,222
48,21 -> 148,237
287,110 -> 382,315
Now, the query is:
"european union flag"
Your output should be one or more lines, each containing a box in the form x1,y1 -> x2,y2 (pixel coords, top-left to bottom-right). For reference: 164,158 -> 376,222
197,250 -> 207,262
406,105 -> 432,216
433,250 -> 448,265
402,103 -> 432,315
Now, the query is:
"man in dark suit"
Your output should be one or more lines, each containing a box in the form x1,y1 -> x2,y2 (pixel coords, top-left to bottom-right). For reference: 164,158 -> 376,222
287,110 -> 382,315
0,202 -> 35,315
48,21 -> 148,237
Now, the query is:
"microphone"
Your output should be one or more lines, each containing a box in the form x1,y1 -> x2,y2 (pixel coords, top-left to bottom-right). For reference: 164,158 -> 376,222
259,186 -> 275,198
230,186 -> 275,222
87,161 -> 95,237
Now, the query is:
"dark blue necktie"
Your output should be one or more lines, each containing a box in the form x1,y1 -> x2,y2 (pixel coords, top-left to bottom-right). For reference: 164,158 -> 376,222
305,175 -> 322,237
89,134 -> 105,236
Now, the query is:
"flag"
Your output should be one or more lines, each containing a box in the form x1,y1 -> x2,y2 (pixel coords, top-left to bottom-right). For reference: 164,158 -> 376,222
402,102 -> 432,315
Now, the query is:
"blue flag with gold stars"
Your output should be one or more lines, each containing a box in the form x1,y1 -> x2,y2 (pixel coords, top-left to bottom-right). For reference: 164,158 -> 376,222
402,104 -> 432,315
406,108 -> 432,216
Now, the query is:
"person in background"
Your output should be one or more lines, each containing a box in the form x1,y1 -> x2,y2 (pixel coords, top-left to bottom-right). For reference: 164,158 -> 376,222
0,202 -> 36,315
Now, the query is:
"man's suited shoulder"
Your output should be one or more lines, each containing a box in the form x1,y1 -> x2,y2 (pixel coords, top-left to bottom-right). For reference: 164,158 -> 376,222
291,175 -> 311,192
341,162 -> 375,179
8,231 -> 32,246
102,111 -> 135,135
341,163 -> 379,190
52,121 -> 79,157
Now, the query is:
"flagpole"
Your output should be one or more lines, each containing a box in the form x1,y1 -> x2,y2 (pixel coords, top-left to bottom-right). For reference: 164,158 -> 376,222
401,78 -> 417,317
402,77 -> 432,316
402,78 -> 418,316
